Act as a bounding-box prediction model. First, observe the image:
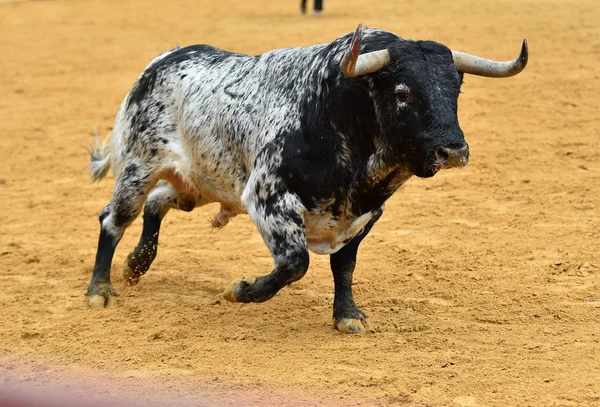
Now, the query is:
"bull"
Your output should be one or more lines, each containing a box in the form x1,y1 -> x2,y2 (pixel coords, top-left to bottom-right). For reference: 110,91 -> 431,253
86,24 -> 528,333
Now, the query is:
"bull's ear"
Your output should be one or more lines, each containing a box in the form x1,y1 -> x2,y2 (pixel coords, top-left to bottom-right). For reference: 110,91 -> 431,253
341,23 -> 390,78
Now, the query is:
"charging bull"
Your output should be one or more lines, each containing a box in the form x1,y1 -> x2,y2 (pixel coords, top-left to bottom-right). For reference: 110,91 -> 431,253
86,24 -> 528,333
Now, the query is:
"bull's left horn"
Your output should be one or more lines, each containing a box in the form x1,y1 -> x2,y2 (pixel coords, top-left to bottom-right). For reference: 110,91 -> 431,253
452,39 -> 528,78
341,23 -> 390,78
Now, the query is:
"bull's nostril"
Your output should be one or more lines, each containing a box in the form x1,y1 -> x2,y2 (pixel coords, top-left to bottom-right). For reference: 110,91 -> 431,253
432,145 -> 468,170
435,147 -> 449,163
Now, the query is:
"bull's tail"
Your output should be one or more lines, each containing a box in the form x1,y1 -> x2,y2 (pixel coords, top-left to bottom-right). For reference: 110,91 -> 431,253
88,125 -> 112,182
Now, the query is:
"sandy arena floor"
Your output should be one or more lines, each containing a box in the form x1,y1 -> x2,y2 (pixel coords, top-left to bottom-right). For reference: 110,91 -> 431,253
0,0 -> 599,406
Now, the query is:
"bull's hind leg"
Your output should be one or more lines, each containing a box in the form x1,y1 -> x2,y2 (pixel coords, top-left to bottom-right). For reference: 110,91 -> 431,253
122,181 -> 178,285
329,208 -> 383,334
86,164 -> 155,308
224,180 -> 309,303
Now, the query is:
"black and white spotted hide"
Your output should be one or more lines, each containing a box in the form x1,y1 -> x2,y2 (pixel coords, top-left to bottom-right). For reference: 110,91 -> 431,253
86,23 -> 527,333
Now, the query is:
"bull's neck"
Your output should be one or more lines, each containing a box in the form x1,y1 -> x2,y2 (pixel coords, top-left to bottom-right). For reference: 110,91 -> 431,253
305,69 -> 413,196
346,154 -> 413,215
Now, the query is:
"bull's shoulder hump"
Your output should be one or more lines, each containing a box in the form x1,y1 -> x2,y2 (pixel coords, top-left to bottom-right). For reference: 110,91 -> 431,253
151,44 -> 248,69
360,28 -> 403,51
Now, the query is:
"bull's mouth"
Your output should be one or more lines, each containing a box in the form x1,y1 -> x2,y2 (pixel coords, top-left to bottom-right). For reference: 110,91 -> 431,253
427,157 -> 468,174
416,147 -> 469,178
412,163 -> 439,178
429,161 -> 445,175
421,165 -> 441,178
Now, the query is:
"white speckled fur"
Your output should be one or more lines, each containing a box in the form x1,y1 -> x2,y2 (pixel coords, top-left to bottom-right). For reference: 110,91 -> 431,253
92,29 -> 401,254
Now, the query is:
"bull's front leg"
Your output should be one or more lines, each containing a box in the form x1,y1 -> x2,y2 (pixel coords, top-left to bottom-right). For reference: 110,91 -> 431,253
224,177 -> 309,303
330,208 -> 383,334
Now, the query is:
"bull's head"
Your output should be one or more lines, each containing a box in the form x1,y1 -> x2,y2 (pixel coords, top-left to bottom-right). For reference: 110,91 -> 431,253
340,24 -> 528,178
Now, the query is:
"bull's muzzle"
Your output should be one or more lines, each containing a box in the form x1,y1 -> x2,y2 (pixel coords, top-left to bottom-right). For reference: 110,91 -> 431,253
433,144 -> 469,172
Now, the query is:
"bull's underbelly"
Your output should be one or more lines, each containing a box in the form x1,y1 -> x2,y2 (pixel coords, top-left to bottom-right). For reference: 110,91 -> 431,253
304,210 -> 378,255
189,178 -> 378,253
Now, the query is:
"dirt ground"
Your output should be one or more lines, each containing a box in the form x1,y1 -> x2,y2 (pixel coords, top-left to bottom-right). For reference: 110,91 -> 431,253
0,0 -> 599,406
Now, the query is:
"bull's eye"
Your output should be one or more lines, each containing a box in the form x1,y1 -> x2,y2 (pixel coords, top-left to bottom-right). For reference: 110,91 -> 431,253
397,90 -> 411,102
395,84 -> 412,109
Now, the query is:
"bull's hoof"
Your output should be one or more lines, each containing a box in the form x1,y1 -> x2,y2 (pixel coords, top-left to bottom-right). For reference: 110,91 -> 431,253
86,283 -> 117,309
223,277 -> 258,303
89,294 -> 108,309
333,308 -> 370,334
122,262 -> 141,286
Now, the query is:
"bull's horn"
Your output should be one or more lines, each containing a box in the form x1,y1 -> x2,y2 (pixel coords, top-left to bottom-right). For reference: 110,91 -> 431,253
452,39 -> 528,78
341,23 -> 390,78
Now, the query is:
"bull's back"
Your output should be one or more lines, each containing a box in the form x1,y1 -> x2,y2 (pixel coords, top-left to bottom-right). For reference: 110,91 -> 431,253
117,42 -> 330,207
116,45 -> 281,207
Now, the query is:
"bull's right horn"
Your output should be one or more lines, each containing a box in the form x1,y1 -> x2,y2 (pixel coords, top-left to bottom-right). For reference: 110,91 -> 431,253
341,23 -> 390,78
452,40 -> 529,78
